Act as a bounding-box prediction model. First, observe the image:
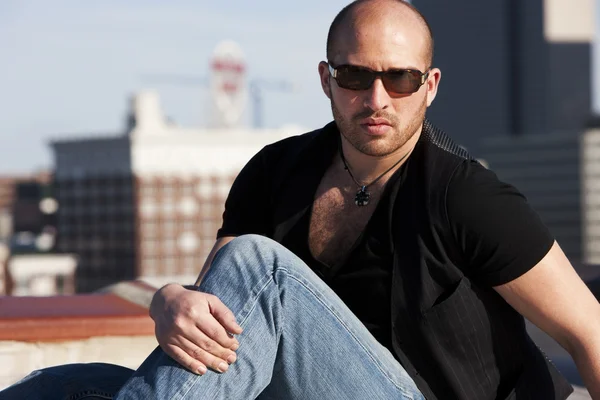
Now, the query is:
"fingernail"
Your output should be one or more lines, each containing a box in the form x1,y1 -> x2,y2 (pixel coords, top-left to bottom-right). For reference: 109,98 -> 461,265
227,354 -> 237,364
230,342 -> 239,351
218,362 -> 229,373
197,365 -> 207,375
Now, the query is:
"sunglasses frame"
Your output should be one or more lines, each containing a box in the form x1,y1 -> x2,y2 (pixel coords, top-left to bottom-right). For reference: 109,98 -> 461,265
328,63 -> 431,94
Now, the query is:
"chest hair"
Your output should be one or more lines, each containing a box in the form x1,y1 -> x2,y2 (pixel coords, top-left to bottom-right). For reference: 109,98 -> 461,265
308,167 -> 386,267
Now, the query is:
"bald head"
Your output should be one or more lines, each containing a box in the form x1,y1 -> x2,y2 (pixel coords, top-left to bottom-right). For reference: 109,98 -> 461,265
326,0 -> 434,67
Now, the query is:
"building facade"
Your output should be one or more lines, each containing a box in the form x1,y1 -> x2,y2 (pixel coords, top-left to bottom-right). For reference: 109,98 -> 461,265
52,91 -> 302,292
413,0 -> 593,151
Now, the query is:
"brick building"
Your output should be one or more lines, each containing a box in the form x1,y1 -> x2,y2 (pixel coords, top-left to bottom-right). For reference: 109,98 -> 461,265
52,91 -> 302,292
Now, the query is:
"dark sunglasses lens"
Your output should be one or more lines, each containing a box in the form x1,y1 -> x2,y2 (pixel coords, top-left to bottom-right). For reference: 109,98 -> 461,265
335,66 -> 374,90
384,70 -> 421,93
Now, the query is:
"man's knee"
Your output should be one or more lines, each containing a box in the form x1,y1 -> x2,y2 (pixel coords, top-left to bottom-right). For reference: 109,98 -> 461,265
218,235 -> 283,263
227,234 -> 280,252
212,234 -> 293,278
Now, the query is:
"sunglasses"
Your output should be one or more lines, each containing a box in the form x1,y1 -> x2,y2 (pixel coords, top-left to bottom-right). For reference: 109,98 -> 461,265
328,63 -> 430,94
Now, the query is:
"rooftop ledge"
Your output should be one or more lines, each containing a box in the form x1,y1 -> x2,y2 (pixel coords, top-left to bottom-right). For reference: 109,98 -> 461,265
0,279 -> 595,397
0,281 -> 157,342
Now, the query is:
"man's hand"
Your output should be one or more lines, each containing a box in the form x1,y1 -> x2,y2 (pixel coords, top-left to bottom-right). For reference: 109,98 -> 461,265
149,283 -> 243,375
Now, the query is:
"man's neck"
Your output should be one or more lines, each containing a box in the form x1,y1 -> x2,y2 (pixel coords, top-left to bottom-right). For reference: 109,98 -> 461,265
337,128 -> 422,185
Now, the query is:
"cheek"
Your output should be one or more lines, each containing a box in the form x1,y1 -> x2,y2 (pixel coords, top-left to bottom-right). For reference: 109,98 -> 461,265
333,91 -> 362,115
391,94 -> 427,116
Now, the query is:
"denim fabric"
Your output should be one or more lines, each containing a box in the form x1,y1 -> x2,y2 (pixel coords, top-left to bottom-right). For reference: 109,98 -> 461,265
1,235 -> 424,400
0,363 -> 133,399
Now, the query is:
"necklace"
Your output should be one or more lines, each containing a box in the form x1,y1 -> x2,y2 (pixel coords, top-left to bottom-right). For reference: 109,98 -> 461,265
339,144 -> 409,207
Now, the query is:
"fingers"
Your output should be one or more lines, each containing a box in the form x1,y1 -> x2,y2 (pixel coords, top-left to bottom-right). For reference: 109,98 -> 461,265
164,333 -> 238,375
154,290 -> 243,375
177,336 -> 234,373
206,295 -> 243,335
181,325 -> 238,365
165,343 -> 208,375
195,311 -> 241,352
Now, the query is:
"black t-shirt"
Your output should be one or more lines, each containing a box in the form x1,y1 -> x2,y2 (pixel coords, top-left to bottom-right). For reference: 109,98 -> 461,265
217,121 -> 554,351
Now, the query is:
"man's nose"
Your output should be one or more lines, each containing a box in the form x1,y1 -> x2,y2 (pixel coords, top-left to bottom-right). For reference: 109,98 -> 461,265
363,77 -> 391,111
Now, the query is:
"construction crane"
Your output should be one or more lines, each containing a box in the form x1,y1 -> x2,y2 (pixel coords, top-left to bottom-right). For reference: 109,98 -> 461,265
139,73 -> 294,129
249,79 -> 295,129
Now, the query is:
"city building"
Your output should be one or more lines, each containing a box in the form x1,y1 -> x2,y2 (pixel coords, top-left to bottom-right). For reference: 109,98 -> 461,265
0,171 -> 55,294
52,41 -> 301,292
413,0 -> 596,271
53,92 -> 301,292
52,42 -> 302,292
6,254 -> 77,296
0,171 -> 53,244
413,0 -> 594,151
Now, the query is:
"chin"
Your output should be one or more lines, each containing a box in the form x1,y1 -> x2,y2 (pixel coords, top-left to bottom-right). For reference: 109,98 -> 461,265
352,137 -> 404,157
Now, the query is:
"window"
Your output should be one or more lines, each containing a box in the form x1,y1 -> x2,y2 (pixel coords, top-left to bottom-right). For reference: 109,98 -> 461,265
183,219 -> 196,230
202,221 -> 218,238
140,200 -> 157,217
144,258 -> 158,276
184,257 -> 198,274
163,237 -> 176,254
141,185 -> 155,197
182,183 -> 194,196
217,179 -> 231,199
162,201 -> 175,216
178,197 -> 198,217
163,257 -> 176,275
143,240 -> 156,255
200,202 -> 213,218
196,181 -> 213,199
159,220 -> 173,236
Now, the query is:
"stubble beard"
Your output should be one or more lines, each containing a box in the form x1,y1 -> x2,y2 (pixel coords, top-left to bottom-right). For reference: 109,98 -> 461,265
331,96 -> 427,158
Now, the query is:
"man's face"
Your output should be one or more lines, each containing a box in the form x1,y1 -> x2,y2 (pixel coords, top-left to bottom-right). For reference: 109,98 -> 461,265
319,11 -> 441,157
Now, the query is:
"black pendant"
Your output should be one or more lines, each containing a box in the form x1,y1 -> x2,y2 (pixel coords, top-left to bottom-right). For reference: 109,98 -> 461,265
355,186 -> 371,206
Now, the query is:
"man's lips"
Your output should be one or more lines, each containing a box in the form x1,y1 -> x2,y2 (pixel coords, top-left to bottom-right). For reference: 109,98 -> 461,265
360,117 -> 392,126
358,117 -> 393,135
360,122 -> 392,135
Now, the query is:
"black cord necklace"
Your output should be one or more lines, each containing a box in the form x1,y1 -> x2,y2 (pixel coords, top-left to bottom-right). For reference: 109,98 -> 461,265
339,144 -> 409,207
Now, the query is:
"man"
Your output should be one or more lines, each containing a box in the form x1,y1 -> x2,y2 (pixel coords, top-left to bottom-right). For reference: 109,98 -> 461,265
3,0 -> 600,399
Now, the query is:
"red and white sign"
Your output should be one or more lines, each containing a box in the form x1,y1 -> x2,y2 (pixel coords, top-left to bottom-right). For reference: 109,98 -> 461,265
210,41 -> 248,128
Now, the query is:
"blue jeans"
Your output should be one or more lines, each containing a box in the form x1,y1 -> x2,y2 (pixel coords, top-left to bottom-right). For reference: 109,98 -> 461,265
1,235 -> 424,400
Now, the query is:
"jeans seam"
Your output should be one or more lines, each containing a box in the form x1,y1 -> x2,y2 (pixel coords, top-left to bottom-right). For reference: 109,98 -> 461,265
235,274 -> 276,330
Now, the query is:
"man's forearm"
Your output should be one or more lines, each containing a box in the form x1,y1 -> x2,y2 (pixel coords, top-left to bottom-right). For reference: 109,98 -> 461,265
572,339 -> 600,398
194,236 -> 235,286
193,245 -> 222,286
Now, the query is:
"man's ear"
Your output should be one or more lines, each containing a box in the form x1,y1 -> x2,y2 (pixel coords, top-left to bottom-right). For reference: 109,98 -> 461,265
318,61 -> 332,99
425,68 -> 441,107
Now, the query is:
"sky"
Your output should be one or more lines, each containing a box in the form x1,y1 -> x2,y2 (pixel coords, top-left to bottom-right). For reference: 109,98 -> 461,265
0,0 -> 350,174
0,1 -> 599,174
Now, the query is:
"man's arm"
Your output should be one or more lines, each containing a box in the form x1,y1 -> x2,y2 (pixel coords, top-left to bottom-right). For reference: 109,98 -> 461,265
148,237 -> 241,374
148,145 -> 273,372
193,236 -> 236,286
494,241 -> 600,397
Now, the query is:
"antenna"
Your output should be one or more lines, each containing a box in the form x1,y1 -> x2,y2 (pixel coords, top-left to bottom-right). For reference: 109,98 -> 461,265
249,79 -> 295,129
